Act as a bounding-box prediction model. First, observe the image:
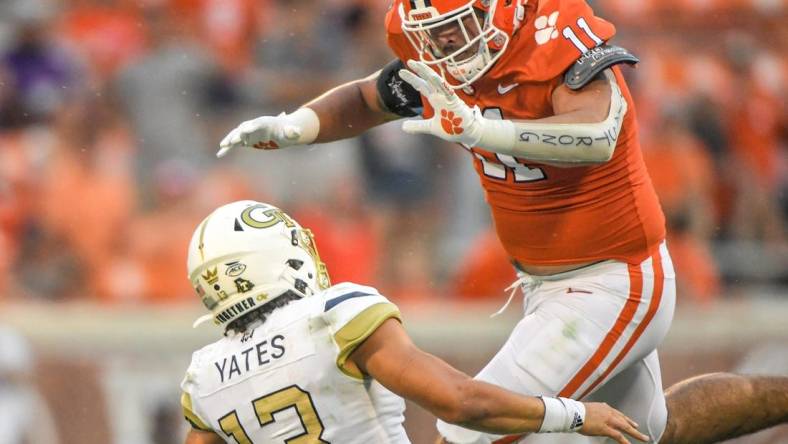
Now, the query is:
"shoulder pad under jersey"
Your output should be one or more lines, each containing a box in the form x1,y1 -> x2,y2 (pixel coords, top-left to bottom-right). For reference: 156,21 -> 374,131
564,44 -> 639,90
322,282 -> 401,378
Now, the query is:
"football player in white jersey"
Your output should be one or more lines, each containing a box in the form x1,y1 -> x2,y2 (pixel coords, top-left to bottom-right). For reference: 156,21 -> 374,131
180,200 -> 648,444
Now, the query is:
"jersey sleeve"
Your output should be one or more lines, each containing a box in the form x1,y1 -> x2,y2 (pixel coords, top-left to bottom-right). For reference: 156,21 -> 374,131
322,282 -> 402,379
180,354 -> 213,432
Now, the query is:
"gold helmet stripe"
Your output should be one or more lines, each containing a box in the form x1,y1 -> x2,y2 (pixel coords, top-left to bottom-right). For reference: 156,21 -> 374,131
196,215 -> 213,263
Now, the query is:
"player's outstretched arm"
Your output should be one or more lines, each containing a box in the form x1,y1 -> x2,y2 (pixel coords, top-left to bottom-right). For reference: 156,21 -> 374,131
216,70 -> 401,157
349,318 -> 648,443
399,59 -> 625,167
184,429 -> 223,444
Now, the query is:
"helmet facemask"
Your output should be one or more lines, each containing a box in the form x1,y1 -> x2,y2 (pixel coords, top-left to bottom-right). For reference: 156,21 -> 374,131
400,0 -> 509,89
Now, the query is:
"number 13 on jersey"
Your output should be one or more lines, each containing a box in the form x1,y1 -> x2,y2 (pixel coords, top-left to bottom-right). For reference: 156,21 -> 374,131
219,385 -> 328,444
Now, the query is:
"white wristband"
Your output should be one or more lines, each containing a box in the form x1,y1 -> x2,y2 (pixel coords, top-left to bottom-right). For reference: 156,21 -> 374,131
283,107 -> 320,145
539,396 -> 586,433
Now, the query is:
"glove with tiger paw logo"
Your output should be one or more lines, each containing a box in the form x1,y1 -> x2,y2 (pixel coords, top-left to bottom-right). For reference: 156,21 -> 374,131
399,60 -> 489,147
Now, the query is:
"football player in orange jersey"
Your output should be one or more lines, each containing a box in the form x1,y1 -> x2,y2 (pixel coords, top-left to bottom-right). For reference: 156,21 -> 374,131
216,0 -> 788,442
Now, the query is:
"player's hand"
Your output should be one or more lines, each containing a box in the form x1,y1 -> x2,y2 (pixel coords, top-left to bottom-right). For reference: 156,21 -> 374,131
217,113 -> 303,158
399,60 -> 487,146
579,402 -> 649,444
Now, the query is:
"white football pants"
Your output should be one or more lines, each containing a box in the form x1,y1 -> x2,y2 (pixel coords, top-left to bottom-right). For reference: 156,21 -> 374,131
438,242 -> 676,444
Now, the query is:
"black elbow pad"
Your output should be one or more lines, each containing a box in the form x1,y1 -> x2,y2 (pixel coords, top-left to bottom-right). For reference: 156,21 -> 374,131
376,59 -> 423,117
564,44 -> 639,90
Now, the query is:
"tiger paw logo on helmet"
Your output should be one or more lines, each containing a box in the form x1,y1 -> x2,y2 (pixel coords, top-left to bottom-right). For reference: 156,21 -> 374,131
534,11 -> 560,45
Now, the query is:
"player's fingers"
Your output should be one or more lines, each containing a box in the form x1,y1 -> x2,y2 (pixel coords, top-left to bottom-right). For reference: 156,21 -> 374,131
219,127 -> 240,148
217,126 -> 245,157
237,120 -> 260,145
405,59 -> 429,75
406,60 -> 440,87
607,428 -> 629,444
625,415 -> 639,429
224,127 -> 245,149
610,415 -> 647,443
621,423 -> 648,442
407,59 -> 453,96
237,119 -> 256,134
402,118 -> 431,135
621,413 -> 639,428
399,69 -> 431,96
216,144 -> 234,158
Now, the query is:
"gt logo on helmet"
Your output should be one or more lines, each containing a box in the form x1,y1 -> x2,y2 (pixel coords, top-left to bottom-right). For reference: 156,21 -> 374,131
187,200 -> 333,329
240,205 -> 296,229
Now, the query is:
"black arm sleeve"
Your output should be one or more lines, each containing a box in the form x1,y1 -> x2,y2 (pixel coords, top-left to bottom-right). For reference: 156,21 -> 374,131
376,59 -> 424,117
563,44 -> 639,90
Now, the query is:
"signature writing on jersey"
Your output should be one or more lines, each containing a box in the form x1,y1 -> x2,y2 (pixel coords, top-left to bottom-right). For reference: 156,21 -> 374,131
214,334 -> 286,383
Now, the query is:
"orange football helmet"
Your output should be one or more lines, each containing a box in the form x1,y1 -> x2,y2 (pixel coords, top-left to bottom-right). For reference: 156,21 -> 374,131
400,0 -> 529,88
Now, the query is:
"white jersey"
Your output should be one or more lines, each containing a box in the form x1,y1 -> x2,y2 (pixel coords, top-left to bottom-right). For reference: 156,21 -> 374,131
181,282 -> 409,444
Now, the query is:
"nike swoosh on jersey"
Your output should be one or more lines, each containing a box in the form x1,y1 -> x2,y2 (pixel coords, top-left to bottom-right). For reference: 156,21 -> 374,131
497,83 -> 519,94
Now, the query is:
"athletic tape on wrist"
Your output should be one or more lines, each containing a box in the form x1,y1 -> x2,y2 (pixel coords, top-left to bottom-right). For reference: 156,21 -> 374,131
284,107 -> 320,145
539,396 -> 586,433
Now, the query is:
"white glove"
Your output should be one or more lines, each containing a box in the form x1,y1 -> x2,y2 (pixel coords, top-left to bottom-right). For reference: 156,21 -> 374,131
399,60 -> 488,147
216,108 -> 320,158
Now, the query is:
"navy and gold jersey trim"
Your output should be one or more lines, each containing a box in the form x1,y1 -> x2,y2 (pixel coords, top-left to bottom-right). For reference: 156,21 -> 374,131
324,291 -> 375,312
334,303 -> 402,379
181,392 -> 212,432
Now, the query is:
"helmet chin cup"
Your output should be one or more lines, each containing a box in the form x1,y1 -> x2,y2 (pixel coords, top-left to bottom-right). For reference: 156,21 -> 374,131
445,48 -> 490,83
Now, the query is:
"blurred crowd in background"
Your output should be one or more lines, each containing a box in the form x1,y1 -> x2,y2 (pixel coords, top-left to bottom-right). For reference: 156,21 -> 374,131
0,0 -> 785,309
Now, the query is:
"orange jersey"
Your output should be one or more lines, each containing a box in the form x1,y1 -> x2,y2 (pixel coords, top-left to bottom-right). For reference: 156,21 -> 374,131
386,0 -> 665,265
